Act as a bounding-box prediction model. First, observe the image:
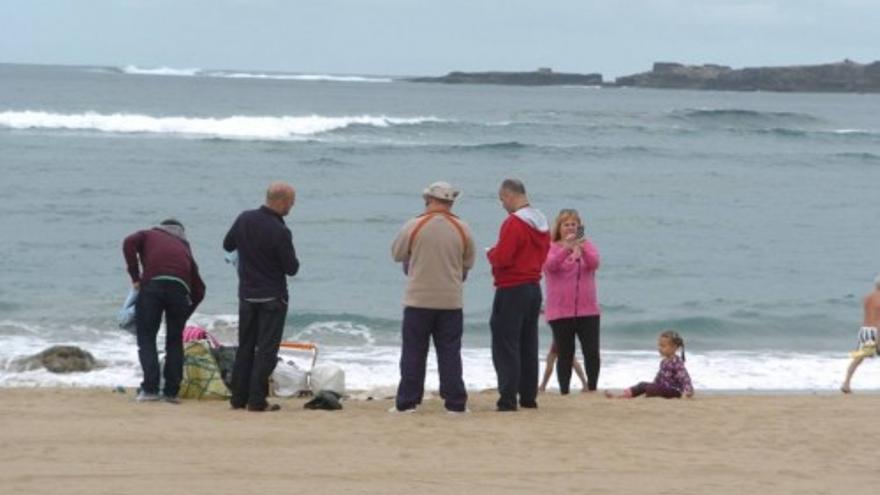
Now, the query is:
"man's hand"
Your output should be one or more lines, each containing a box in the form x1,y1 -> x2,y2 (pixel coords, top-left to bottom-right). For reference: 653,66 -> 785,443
132,281 -> 141,290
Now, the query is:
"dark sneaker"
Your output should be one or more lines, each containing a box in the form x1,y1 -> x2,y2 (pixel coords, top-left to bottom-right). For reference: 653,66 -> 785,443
247,403 -> 281,412
520,401 -> 538,409
161,395 -> 181,405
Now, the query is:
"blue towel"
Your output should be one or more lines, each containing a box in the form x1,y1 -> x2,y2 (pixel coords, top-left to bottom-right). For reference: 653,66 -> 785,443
117,288 -> 138,332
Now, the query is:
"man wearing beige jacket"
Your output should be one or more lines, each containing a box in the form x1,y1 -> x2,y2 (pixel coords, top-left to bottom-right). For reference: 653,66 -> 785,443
390,181 -> 476,413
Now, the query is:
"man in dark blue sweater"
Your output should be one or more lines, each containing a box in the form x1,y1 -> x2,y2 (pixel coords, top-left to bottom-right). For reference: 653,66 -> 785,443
223,182 -> 299,412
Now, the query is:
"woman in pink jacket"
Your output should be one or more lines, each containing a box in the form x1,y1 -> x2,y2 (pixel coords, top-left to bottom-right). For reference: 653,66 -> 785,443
543,209 -> 600,394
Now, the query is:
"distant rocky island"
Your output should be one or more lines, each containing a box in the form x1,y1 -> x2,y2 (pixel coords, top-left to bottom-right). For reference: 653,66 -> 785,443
408,60 -> 880,93
407,68 -> 602,86
615,60 -> 880,93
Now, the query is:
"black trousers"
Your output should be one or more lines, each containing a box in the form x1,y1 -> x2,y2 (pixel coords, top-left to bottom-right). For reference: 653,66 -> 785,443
231,299 -> 287,409
395,307 -> 467,412
630,382 -> 681,398
135,280 -> 191,397
490,283 -> 542,411
549,315 -> 601,393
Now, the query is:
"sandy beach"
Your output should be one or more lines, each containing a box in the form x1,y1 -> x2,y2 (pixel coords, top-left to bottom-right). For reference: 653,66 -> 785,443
0,388 -> 877,495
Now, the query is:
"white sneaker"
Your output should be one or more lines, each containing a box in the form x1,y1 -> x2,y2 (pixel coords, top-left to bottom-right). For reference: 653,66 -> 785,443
446,408 -> 471,416
387,406 -> 416,414
136,391 -> 160,402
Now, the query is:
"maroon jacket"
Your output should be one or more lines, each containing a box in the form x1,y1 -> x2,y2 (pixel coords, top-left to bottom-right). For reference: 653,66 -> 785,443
123,228 -> 206,307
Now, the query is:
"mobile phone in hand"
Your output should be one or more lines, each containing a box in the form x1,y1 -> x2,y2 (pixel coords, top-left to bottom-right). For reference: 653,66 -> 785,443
576,225 -> 585,239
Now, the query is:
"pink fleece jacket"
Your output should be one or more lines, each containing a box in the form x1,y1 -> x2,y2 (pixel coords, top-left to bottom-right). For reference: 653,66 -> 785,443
542,240 -> 600,322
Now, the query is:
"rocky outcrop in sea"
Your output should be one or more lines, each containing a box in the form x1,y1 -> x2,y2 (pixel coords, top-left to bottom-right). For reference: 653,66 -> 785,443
615,60 -> 880,93
408,69 -> 603,86
10,345 -> 99,373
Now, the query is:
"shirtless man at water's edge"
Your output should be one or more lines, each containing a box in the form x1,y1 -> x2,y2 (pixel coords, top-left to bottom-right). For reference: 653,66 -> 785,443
841,276 -> 880,393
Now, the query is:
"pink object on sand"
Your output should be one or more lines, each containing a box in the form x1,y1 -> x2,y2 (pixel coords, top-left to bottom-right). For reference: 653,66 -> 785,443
183,325 -> 220,348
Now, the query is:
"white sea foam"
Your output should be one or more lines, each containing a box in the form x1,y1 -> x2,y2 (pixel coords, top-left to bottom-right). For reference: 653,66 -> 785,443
0,319 -> 42,335
0,110 -> 444,140
121,65 -> 201,77
833,129 -> 874,135
0,330 -> 140,387
2,342 -> 869,392
1,319 -> 872,391
218,72 -> 393,83
291,321 -> 377,346
324,347 -> 872,392
118,65 -> 392,83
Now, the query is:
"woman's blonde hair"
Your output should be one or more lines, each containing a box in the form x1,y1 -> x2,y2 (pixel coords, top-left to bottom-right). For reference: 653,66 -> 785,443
551,208 -> 583,242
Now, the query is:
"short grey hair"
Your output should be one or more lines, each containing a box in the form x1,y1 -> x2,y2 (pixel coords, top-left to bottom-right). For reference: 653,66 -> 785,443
160,218 -> 183,228
874,273 -> 880,289
266,181 -> 294,202
500,178 -> 526,195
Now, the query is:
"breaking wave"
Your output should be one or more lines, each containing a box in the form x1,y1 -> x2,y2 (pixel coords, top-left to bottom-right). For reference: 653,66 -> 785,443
116,65 -> 392,83
832,152 -> 880,162
0,110 -> 445,140
669,110 -> 878,140
120,65 -> 201,77
216,72 -> 393,83
673,108 -> 821,123
746,127 -> 879,139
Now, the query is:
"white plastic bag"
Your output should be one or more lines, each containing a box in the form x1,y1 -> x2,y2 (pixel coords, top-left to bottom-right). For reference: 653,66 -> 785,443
310,364 -> 345,395
116,288 -> 138,332
272,360 -> 309,397
224,250 -> 239,268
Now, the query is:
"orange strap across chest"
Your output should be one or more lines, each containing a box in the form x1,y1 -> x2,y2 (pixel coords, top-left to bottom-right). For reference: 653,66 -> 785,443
408,212 -> 468,254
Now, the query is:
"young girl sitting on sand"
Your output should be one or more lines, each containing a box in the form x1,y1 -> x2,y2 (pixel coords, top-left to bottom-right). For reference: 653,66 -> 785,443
606,330 -> 694,399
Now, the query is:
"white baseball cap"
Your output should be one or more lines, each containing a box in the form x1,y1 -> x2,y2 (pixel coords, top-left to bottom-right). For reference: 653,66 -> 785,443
422,181 -> 460,202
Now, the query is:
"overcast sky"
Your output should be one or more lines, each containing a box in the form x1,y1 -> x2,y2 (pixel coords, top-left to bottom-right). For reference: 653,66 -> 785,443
1,0 -> 878,78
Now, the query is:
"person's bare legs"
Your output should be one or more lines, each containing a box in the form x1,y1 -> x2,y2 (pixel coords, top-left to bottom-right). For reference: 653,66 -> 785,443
842,356 -> 865,393
573,359 -> 589,392
539,350 -> 557,392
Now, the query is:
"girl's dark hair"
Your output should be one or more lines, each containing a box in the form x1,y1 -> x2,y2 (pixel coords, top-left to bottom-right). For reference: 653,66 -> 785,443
660,330 -> 686,362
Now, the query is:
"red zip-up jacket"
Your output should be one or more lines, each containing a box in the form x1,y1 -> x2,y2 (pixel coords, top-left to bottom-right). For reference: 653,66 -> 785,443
487,207 -> 551,288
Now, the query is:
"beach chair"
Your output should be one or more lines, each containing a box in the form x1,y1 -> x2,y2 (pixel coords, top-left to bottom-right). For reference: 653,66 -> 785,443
272,342 -> 319,397
279,341 -> 319,369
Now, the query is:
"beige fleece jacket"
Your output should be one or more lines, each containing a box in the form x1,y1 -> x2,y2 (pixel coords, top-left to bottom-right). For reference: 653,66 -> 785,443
391,212 -> 475,310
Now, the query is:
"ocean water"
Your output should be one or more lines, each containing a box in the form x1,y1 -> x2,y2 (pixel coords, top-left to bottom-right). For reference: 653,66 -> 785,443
2,63 -> 880,391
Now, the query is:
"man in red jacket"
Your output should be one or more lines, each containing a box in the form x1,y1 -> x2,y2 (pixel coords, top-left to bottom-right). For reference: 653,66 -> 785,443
487,179 -> 550,411
123,218 -> 205,403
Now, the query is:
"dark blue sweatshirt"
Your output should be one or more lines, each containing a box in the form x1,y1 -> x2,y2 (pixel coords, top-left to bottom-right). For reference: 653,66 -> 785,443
223,206 -> 299,301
